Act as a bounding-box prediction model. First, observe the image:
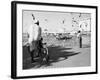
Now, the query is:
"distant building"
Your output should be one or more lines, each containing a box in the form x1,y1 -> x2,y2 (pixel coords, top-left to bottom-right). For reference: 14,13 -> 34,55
78,18 -> 91,32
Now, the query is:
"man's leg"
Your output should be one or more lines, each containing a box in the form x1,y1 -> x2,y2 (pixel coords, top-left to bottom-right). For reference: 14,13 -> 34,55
36,40 -> 41,57
27,45 -> 36,63
31,41 -> 39,63
30,50 -> 36,63
80,37 -> 82,48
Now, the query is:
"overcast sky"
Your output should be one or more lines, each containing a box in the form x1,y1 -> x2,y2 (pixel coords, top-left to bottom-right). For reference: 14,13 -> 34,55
23,10 -> 91,33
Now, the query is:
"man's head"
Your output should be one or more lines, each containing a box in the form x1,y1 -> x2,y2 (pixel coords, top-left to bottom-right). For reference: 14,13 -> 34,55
35,20 -> 39,25
32,14 -> 35,20
78,30 -> 81,33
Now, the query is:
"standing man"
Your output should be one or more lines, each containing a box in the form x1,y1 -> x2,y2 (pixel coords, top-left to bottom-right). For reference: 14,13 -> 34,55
77,26 -> 83,48
27,14 -> 42,63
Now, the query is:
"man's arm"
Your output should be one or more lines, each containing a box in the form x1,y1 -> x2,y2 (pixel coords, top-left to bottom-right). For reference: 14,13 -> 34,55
46,47 -> 48,55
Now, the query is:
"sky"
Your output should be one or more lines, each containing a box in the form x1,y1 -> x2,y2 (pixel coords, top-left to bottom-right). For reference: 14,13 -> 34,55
23,10 -> 91,33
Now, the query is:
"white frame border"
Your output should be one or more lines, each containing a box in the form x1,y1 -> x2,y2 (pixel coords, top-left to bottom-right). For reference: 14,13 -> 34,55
16,3 -> 96,77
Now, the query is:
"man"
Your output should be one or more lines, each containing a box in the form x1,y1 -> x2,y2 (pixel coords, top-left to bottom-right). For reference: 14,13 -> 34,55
27,14 -> 42,63
77,26 -> 83,48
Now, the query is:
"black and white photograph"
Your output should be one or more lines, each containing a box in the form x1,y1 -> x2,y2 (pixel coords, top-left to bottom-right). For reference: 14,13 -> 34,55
11,1 -> 97,79
23,11 -> 91,69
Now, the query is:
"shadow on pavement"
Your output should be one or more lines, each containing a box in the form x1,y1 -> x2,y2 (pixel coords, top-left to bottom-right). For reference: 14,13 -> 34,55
23,45 -> 80,69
